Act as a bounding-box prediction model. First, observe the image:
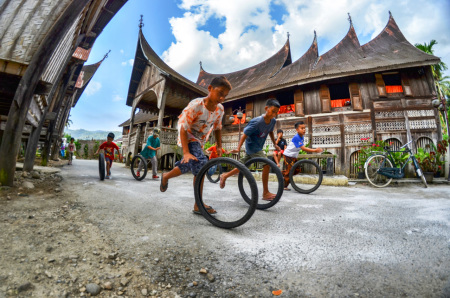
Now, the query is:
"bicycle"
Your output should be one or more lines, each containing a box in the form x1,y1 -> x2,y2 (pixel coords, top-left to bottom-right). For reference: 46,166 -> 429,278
364,140 -> 427,188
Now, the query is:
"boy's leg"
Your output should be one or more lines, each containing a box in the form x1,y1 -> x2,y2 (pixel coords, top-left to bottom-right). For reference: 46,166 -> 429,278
281,156 -> 296,189
106,160 -> 111,178
219,167 -> 240,189
151,156 -> 158,177
273,151 -> 279,165
262,164 -> 276,200
160,166 -> 182,192
137,157 -> 146,173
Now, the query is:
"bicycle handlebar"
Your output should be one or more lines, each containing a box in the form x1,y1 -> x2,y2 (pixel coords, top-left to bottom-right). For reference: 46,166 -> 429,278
400,140 -> 413,149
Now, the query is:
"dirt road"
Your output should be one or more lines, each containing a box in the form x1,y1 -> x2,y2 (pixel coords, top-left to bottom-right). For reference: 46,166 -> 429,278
1,159 -> 450,297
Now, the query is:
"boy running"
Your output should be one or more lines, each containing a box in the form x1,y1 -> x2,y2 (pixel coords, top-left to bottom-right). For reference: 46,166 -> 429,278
137,128 -> 161,179
219,98 -> 282,201
160,76 -> 232,215
282,121 -> 322,190
96,132 -> 122,179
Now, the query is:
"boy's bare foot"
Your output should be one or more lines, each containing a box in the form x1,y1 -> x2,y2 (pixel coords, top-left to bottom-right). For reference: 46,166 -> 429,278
262,192 -> 276,201
284,187 -> 291,191
219,175 -> 226,189
193,205 -> 217,215
160,173 -> 168,192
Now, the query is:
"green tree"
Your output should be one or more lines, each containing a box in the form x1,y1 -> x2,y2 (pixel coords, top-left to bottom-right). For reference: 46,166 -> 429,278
415,40 -> 448,81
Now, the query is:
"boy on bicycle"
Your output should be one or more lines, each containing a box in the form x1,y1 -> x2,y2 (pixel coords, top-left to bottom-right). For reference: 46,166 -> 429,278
282,121 -> 322,190
137,128 -> 161,179
159,76 -> 232,215
96,132 -> 122,179
219,98 -> 282,201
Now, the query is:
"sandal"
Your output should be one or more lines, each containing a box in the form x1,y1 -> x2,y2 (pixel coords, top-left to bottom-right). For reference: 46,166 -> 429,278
262,194 -> 276,201
160,173 -> 168,192
193,206 -> 217,215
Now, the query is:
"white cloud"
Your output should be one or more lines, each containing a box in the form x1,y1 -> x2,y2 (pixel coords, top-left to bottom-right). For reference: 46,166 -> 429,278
113,94 -> 124,102
120,49 -> 124,54
84,81 -> 102,96
121,59 -> 135,66
160,0 -> 450,82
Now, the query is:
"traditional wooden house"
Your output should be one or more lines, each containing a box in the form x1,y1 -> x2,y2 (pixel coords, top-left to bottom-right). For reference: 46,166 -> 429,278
196,13 -> 442,177
0,0 -> 127,185
122,24 -> 207,167
123,13 -> 441,177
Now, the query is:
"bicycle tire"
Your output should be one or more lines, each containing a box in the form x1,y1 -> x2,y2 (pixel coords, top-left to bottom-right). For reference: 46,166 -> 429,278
131,155 -> 148,181
206,164 -> 222,183
289,159 -> 323,194
194,157 -> 258,229
99,153 -> 105,181
365,155 -> 393,188
238,157 -> 284,209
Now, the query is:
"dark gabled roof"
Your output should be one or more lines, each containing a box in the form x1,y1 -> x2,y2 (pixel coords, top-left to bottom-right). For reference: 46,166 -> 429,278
72,60 -> 103,107
126,30 -> 207,107
118,109 -> 158,127
209,13 -> 441,100
196,39 -> 292,101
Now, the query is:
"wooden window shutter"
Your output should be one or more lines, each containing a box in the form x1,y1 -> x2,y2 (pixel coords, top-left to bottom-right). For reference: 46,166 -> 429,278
319,85 -> 331,113
294,89 -> 305,116
349,83 -> 363,111
245,101 -> 253,118
375,74 -> 387,97
401,73 -> 413,97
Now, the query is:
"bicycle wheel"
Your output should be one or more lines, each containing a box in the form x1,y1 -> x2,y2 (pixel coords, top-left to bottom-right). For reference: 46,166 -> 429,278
194,157 -> 258,229
288,159 -> 323,194
99,153 -> 105,181
365,155 -> 393,188
131,155 -> 147,181
238,157 -> 284,209
206,164 -> 222,183
412,158 -> 428,188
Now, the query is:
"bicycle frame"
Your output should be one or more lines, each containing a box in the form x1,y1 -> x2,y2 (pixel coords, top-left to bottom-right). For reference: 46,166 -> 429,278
364,140 -> 421,179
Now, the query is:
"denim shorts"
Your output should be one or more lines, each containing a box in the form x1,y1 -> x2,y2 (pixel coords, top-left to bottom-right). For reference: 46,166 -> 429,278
175,142 -> 208,176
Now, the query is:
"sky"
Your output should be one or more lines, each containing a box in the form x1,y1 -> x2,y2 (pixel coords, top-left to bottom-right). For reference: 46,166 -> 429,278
70,0 -> 450,132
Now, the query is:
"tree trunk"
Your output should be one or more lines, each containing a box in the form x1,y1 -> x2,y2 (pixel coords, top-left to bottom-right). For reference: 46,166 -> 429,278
0,0 -> 90,186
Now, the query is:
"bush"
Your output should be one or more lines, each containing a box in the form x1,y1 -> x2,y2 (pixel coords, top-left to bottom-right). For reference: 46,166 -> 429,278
84,144 -> 89,159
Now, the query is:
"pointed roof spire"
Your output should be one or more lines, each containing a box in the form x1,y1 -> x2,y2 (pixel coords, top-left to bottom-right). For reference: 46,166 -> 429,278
348,12 -> 353,27
287,32 -> 290,40
102,49 -> 111,61
139,15 -> 144,30
199,61 -> 204,71
388,10 -> 393,18
313,30 -> 317,42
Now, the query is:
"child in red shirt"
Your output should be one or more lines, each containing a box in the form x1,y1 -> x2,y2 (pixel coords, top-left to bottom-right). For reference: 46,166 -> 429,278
96,133 -> 122,179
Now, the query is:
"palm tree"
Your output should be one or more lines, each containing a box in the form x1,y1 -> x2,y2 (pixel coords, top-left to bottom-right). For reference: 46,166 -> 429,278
415,40 -> 448,81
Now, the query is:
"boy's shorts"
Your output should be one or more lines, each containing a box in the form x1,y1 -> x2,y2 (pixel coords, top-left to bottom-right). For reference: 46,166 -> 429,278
274,150 -> 284,155
105,157 -> 113,165
175,142 -> 208,176
240,150 -> 267,164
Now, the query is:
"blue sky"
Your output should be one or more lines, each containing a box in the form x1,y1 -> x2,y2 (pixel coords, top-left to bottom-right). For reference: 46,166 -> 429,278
70,0 -> 450,132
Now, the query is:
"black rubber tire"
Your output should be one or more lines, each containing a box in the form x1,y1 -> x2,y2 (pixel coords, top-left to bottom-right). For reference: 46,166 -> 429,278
238,157 -> 284,209
131,155 -> 148,181
289,159 -> 323,194
99,153 -> 105,181
206,164 -> 223,183
194,157 -> 258,229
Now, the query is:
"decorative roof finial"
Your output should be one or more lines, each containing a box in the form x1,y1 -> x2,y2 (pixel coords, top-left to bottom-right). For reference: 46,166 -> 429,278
199,61 -> 203,70
287,32 -> 290,40
314,30 -> 317,39
389,10 -> 392,18
103,49 -> 111,61
139,15 -> 144,30
348,13 -> 353,27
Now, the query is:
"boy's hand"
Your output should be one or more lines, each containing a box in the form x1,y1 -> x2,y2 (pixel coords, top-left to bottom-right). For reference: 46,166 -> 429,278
216,147 -> 223,157
181,152 -> 198,163
316,147 -> 323,153
231,148 -> 240,153
275,145 -> 281,151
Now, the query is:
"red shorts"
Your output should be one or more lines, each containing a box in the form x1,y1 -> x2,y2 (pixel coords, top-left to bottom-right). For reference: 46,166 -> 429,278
274,150 -> 284,155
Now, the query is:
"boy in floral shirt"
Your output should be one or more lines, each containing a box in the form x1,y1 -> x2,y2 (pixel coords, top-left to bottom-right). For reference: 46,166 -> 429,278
160,76 -> 232,215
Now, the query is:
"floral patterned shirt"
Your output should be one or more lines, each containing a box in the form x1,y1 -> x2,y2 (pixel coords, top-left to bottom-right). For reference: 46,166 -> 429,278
177,98 -> 224,147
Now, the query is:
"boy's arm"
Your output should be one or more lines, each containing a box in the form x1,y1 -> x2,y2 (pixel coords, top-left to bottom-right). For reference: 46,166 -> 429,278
300,145 -> 323,153
214,129 -> 222,156
231,134 -> 248,153
180,126 -> 198,163
269,131 -> 281,151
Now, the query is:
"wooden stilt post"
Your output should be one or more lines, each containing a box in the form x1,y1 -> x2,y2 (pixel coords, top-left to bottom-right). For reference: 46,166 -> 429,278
23,47 -> 78,172
0,0 -> 90,186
